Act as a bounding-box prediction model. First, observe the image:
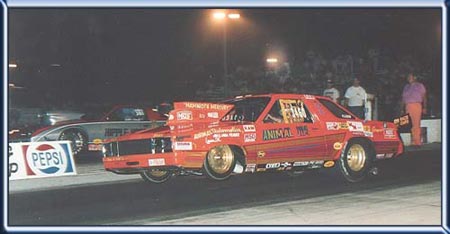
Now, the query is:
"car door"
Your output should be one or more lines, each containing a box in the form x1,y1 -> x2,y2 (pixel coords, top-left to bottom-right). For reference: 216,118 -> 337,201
255,98 -> 327,171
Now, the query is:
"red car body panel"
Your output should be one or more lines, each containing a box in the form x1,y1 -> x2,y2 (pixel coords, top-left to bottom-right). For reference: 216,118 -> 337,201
103,94 -> 403,173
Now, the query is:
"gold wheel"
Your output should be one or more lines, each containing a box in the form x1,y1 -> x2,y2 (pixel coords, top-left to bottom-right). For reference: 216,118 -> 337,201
149,170 -> 168,177
141,169 -> 172,183
346,144 -> 366,172
206,145 -> 234,175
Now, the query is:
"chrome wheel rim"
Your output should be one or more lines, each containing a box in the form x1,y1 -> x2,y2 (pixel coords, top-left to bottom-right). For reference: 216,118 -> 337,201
207,145 -> 234,174
346,144 -> 366,172
60,131 -> 84,154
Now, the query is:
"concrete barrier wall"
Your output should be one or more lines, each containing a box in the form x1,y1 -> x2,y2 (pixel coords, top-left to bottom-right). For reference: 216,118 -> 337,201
400,119 -> 441,146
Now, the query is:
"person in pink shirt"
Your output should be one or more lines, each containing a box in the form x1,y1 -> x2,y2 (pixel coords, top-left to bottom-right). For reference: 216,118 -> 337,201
401,73 -> 427,146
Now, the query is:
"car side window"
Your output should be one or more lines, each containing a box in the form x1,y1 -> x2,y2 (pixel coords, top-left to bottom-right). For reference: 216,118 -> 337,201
318,99 -> 355,119
279,99 -> 313,123
108,108 -> 147,121
263,100 -> 284,123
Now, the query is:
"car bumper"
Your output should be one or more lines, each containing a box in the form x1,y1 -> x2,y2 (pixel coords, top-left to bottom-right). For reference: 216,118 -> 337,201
102,151 -> 207,173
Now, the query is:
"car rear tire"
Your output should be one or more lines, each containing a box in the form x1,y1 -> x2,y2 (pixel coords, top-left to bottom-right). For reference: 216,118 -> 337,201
140,169 -> 172,183
334,139 -> 373,183
203,145 -> 236,181
58,129 -> 87,156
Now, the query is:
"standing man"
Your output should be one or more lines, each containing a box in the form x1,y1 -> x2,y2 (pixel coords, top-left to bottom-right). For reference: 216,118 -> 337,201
344,77 -> 367,119
401,73 -> 427,146
323,79 -> 340,103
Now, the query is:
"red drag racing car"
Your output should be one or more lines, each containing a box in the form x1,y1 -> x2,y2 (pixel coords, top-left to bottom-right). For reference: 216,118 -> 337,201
102,94 -> 403,183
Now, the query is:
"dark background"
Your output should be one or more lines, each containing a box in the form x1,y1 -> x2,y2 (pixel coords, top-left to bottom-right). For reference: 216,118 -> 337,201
8,8 -> 442,112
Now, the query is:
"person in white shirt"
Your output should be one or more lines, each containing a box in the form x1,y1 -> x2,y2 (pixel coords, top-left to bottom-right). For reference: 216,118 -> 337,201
323,79 -> 340,103
344,77 -> 367,119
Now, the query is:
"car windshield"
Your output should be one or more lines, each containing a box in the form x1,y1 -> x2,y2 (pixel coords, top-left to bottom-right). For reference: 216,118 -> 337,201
79,106 -> 112,121
221,97 -> 270,122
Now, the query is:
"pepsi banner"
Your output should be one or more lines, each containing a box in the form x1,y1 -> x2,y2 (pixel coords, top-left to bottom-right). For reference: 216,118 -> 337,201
8,141 -> 77,180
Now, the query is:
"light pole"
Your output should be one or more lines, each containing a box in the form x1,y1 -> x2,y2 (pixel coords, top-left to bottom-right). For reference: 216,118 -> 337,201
212,11 -> 240,97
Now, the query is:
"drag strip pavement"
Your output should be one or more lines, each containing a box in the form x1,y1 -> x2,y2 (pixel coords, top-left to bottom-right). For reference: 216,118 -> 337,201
8,148 -> 442,225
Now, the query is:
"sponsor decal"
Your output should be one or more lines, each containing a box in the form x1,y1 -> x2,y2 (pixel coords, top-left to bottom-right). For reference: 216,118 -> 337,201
304,95 -> 315,99
226,133 -> 240,137
341,114 -> 352,119
265,162 -> 281,169
326,122 -> 340,130
177,124 -> 194,130
194,127 -> 242,140
177,111 -> 193,121
256,168 -> 266,172
168,114 -> 174,120
363,126 -> 371,132
263,127 -> 293,141
323,161 -> 335,168
352,131 -> 365,136
370,126 -> 384,133
293,161 -> 309,167
245,164 -> 256,173
384,129 -> 396,139
347,121 -> 363,132
9,144 -> 24,179
364,131 -> 374,137
243,125 -> 256,132
174,142 -> 193,150
88,144 -> 103,151
280,162 -> 292,168
22,142 -> 75,177
244,133 -> 257,142
148,158 -> 165,166
293,160 -> 324,168
339,122 -> 349,130
206,134 -> 222,144
296,126 -> 309,136
333,142 -> 343,150
376,152 -> 396,159
183,102 -> 232,111
207,112 -> 219,118
257,151 -> 266,158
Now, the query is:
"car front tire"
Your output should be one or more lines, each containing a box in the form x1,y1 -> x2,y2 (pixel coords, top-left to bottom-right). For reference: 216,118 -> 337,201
140,169 -> 172,183
58,129 -> 87,156
203,145 -> 236,181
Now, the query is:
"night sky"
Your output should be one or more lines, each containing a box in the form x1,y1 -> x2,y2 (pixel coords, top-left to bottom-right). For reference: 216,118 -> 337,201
8,8 -> 441,107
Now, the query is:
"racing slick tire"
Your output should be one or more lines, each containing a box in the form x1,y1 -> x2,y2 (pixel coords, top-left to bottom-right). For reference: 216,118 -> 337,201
203,145 -> 236,181
334,139 -> 373,183
140,169 -> 173,184
58,129 -> 88,156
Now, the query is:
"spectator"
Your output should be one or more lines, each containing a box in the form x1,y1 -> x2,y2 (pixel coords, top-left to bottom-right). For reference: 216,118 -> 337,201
344,77 -> 367,119
401,72 -> 427,147
323,79 -> 340,103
